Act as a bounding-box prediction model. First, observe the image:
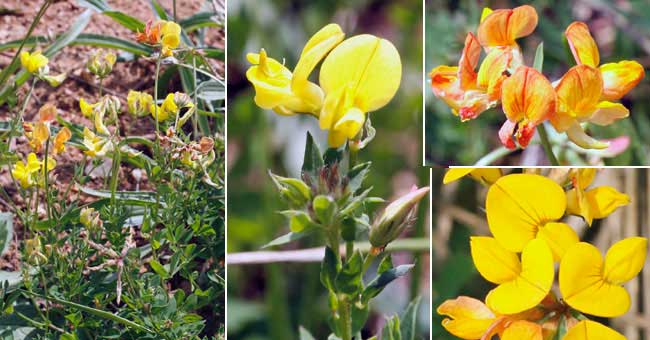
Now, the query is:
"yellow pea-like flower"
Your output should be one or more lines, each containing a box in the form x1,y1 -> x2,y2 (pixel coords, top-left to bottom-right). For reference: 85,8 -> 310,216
127,90 -> 154,117
20,50 -> 49,74
559,237 -> 647,317
160,21 -> 181,56
79,98 -> 96,118
150,93 -> 178,121
246,24 -> 345,116
442,168 -> 502,185
82,127 -> 113,158
477,5 -> 538,49
486,174 -> 578,261
500,320 -> 543,340
565,169 -> 629,226
319,34 -> 401,147
563,320 -> 625,340
12,153 -> 42,188
53,127 -> 71,155
471,237 -> 554,314
437,296 -> 496,339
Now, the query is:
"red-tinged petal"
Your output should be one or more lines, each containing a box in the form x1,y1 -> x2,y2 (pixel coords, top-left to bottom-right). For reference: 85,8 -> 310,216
501,66 -> 556,125
430,65 -> 459,96
477,5 -> 538,47
459,33 -> 481,90
600,60 -> 645,100
498,120 -> 517,149
516,121 -> 536,148
552,65 -> 603,132
565,21 -> 600,67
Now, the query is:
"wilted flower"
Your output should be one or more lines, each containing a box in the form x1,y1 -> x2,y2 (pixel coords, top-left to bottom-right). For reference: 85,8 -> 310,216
25,236 -> 47,266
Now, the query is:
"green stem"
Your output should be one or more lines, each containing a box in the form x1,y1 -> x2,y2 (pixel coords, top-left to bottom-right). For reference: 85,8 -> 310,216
38,269 -> 50,322
173,0 -> 177,21
362,252 -> 376,274
474,146 -> 512,166
109,144 -> 121,215
98,77 -> 103,98
338,296 -> 352,340
153,53 -> 163,138
43,137 -> 52,220
537,123 -> 559,165
345,241 -> 353,259
0,0 -> 50,86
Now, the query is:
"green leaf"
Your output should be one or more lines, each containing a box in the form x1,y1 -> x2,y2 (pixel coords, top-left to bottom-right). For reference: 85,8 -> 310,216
195,80 -> 225,102
302,132 -> 323,176
553,314 -> 568,340
77,0 -> 111,11
149,0 -> 169,20
340,218 -> 356,242
323,148 -> 344,167
261,230 -> 315,249
44,9 -> 92,56
533,42 -> 544,72
278,210 -> 315,233
378,254 -> 393,274
103,11 -> 145,32
362,264 -> 414,303
351,302 -> 370,335
299,326 -> 317,340
72,34 -> 152,55
347,162 -> 371,194
382,316 -> 401,340
399,297 -> 421,340
335,251 -> 363,295
313,195 -> 336,225
60,332 -> 78,340
78,186 -> 161,206
180,12 -> 221,32
320,247 -> 340,292
0,213 -> 13,257
149,259 -> 169,279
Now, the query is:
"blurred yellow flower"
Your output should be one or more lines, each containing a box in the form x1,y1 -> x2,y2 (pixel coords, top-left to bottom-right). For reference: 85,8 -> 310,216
566,169 -> 629,225
79,98 -> 96,118
471,237 -> 554,314
486,174 -> 578,261
150,93 -> 177,121
560,237 -> 647,317
127,90 -> 153,117
82,127 -> 113,158
160,21 -> 181,56
319,34 -> 401,147
20,50 -> 48,74
53,127 -> 71,155
87,50 -> 116,78
12,153 -> 41,188
501,320 -> 542,340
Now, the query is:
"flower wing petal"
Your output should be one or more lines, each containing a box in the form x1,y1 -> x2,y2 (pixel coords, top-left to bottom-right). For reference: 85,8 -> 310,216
565,22 -> 599,67
564,320 -> 625,340
604,237 -> 647,285
600,60 -> 645,101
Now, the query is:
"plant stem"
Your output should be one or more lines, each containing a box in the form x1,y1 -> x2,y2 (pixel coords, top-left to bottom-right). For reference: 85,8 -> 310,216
537,123 -> 559,165
153,54 -> 163,138
474,146 -> 512,166
109,144 -> 121,215
98,77 -> 103,98
43,137 -> 52,220
362,252 -> 376,273
173,0 -> 177,22
345,241 -> 353,259
338,296 -> 352,340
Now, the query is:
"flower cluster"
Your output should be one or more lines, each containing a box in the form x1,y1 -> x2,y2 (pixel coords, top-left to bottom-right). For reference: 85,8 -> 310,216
12,104 -> 70,189
136,20 -> 182,56
20,50 -> 66,86
246,23 -> 402,147
439,169 -> 644,339
430,5 -> 644,150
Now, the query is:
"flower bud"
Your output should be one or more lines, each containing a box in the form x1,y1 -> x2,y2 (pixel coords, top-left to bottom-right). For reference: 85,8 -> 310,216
369,186 -> 430,250
25,236 -> 47,266
269,172 -> 312,208
87,50 -> 116,78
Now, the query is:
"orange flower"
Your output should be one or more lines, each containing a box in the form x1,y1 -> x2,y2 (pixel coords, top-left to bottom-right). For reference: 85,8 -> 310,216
136,20 -> 162,45
499,66 -> 556,149
565,21 -> 644,101
477,5 -> 538,49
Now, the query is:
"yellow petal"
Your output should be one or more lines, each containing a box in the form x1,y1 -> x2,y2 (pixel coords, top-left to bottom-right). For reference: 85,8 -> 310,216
476,47 -> 512,100
589,101 -> 629,126
564,320 -> 625,340
79,98 -> 95,118
585,186 -> 630,219
442,169 -> 474,184
480,8 -> 493,23
486,174 -> 566,252
26,153 -> 41,173
565,22 -> 600,67
332,107 -> 365,140
320,34 -> 401,113
575,168 -> 597,189
477,5 -> 538,47
33,122 -> 49,144
53,127 -> 71,154
486,238 -> 554,314
536,222 -> 579,262
566,188 -> 594,226
501,320 -> 543,340
470,236 -> 521,284
293,23 -> 344,89
566,122 -> 609,149
604,237 -> 647,285
245,49 -> 296,111
443,168 -> 502,185
437,296 -> 495,339
551,65 -> 603,132
501,66 -> 556,125
560,242 -> 630,317
600,60 -> 645,101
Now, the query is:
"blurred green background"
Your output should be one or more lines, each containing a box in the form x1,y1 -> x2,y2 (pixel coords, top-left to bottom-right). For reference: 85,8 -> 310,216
227,0 -> 428,339
425,0 -> 650,166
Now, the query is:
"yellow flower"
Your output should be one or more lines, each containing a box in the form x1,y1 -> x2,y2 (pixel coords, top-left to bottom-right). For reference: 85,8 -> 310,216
127,90 -> 153,117
25,122 -> 49,153
20,50 -> 49,74
559,237 -> 647,317
53,127 -> 71,155
246,24 -> 345,116
79,98 -> 96,118
437,296 -> 496,339
87,50 -> 116,78
566,169 -> 629,225
471,237 -> 554,314
12,153 -> 41,188
160,21 -> 181,56
82,127 -> 113,158
486,174 -> 578,261
25,236 -> 47,265
442,168 -> 501,185
150,93 -> 177,121
501,320 -> 542,340
319,34 -> 401,147
80,96 -> 121,135
563,320 -> 625,340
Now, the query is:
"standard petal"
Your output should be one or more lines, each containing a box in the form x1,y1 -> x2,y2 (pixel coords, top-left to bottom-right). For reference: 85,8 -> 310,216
536,222 -> 579,262
604,237 -> 647,285
477,5 -> 538,47
566,122 -> 609,149
470,237 -> 521,284
589,101 -> 629,126
320,34 -> 402,112
501,66 -> 556,125
486,239 -> 554,314
442,169 -> 474,184
437,296 -> 495,339
565,22 -> 600,67
486,174 -> 566,252
600,60 -> 645,101
560,242 -> 630,317
585,186 -> 630,219
552,65 -> 603,131
564,320 -> 625,340
501,320 -> 543,340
